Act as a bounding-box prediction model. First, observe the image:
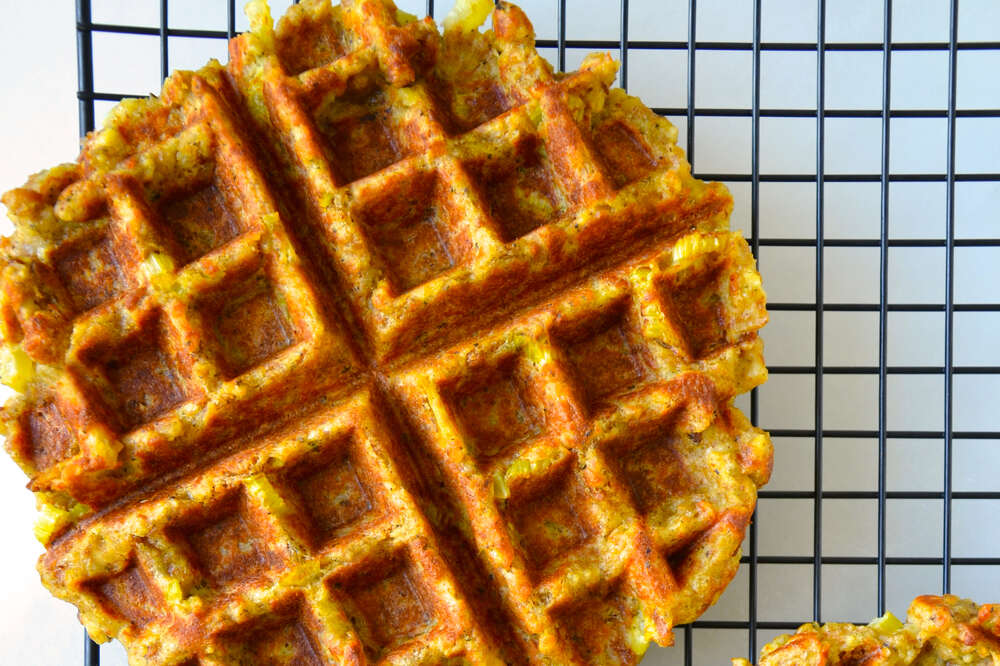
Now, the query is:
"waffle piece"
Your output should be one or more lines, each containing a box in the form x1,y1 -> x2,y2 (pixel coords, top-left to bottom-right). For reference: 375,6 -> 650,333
733,595 -> 1000,666
0,0 -> 770,663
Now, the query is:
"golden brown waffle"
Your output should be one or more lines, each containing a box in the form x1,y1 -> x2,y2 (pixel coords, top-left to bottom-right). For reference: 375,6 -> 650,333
0,0 -> 770,663
733,595 -> 1000,666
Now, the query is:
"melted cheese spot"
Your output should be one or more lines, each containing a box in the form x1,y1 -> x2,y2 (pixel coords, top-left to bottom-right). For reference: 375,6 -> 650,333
444,0 -> 493,32
0,345 -> 35,393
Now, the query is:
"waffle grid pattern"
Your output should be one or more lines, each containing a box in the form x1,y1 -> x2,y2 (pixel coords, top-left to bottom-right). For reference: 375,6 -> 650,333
54,391 -> 502,664
246,0 -> 720,363
1,1 -> 772,664
3,71 -> 361,507
50,0 -> 1000,664
390,257 -> 770,660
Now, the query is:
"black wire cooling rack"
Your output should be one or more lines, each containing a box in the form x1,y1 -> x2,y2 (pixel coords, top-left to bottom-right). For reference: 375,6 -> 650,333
72,0 -> 999,664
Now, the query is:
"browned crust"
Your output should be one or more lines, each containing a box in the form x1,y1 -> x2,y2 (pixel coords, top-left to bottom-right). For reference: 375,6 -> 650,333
737,595 -> 1000,666
2,1 -> 770,663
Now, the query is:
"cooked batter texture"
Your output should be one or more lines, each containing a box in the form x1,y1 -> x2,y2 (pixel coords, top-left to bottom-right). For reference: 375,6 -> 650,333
0,1 -> 770,663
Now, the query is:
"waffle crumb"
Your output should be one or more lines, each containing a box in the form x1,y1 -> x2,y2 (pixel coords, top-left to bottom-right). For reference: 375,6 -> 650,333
734,595 -> 1000,666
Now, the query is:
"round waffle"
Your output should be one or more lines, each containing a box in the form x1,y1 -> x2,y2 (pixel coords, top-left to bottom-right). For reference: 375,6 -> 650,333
0,1 -> 771,663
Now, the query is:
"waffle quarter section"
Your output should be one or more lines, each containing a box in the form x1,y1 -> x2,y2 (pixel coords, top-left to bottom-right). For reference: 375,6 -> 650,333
390,234 -> 770,661
39,389 -> 505,664
1,65 -> 362,513
230,0 -> 734,362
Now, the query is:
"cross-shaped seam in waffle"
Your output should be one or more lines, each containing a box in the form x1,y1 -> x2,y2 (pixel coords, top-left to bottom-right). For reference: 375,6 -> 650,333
0,2 -> 773,662
390,231 -> 770,661
229,0 -> 732,363
40,389 -> 505,665
2,71 -> 361,513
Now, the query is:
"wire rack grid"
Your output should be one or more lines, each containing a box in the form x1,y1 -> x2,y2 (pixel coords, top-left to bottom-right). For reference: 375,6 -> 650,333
71,0 -> 1000,664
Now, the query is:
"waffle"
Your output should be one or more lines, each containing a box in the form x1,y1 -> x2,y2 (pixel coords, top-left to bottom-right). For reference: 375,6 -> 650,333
0,0 -> 770,663
733,595 -> 1000,666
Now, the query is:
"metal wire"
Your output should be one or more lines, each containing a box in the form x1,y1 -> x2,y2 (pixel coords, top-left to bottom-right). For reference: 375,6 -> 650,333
685,0 -> 697,164
813,0 -> 826,626
942,0 -> 960,599
71,0 -> 998,663
84,632 -> 98,666
877,0 -> 892,618
76,0 -> 94,138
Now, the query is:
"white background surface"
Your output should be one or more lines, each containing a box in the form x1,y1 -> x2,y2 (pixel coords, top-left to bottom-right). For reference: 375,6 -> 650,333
0,1 -> 998,664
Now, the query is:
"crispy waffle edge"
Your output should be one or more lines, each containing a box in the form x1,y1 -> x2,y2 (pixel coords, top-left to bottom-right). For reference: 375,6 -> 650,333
0,1 -> 771,664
